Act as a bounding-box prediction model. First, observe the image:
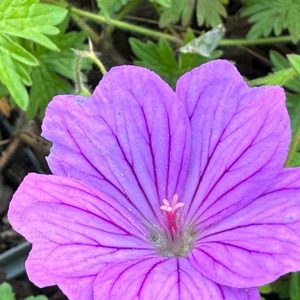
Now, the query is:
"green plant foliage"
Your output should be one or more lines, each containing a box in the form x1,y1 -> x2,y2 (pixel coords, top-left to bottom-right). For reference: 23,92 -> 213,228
151,0 -> 171,8
0,282 -> 48,300
97,0 -> 129,17
27,30 -> 91,118
24,296 -> 48,300
290,273 -> 300,300
269,51 -> 300,167
130,37 -> 178,85
271,275 -> 291,299
0,282 -> 14,300
0,0 -> 68,50
288,54 -> 300,76
0,34 -> 38,109
196,0 -> 227,27
130,30 -> 221,86
249,68 -> 296,86
159,0 -> 226,28
0,0 -> 67,110
241,0 -> 300,41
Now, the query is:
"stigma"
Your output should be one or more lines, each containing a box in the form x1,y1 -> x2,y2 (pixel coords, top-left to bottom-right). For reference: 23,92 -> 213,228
160,194 -> 184,234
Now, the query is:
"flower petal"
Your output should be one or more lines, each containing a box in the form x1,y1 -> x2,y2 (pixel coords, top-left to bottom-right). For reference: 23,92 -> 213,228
8,174 -> 155,298
93,256 -> 259,299
190,168 -> 300,287
176,60 -> 290,226
8,174 -> 259,300
43,66 -> 190,224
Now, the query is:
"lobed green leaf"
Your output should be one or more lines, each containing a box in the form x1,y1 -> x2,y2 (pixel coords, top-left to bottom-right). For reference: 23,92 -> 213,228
0,0 -> 68,50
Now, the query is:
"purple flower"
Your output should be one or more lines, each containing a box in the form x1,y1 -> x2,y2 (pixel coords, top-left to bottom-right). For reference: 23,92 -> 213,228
8,60 -> 300,299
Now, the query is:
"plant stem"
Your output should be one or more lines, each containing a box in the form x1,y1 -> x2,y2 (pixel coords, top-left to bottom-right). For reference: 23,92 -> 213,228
219,36 -> 295,46
69,6 -> 182,44
89,52 -> 107,75
71,15 -> 101,43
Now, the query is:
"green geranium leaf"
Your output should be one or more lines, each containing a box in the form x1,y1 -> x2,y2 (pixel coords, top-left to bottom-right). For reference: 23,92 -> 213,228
27,30 -> 91,118
24,295 -> 48,300
97,0 -> 129,16
130,31 -> 221,86
290,272 -> 300,300
0,0 -> 68,110
259,285 -> 272,294
0,0 -> 68,50
151,0 -> 171,8
249,68 -> 296,86
0,282 -> 15,300
288,54 -> 300,76
197,0 -> 227,27
241,0 -> 300,41
130,37 -> 178,85
159,0 -> 226,28
0,33 -> 37,109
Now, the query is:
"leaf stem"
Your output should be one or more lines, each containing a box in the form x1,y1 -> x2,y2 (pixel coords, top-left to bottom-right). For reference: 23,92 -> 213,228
71,15 -> 101,43
88,52 -> 107,75
70,6 -> 182,44
219,36 -> 296,46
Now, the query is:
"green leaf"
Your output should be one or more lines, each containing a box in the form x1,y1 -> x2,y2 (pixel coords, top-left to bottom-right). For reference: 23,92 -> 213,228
270,51 -> 300,94
0,83 -> 8,97
159,0 -> 185,28
286,94 -> 300,167
0,282 -> 15,300
271,275 -> 290,300
24,296 -> 48,300
151,0 -> 171,8
0,0 -> 68,110
40,31 -> 89,79
241,0 -> 300,41
197,0 -> 227,27
130,32 -> 221,86
27,30 -> 91,118
290,272 -> 300,300
0,34 -> 33,109
159,0 -> 226,28
249,68 -> 296,86
180,24 -> 225,57
130,37 -> 178,85
181,0 -> 195,27
288,54 -> 300,76
27,64 -> 72,118
97,0 -> 129,16
0,0 -> 68,50
268,51 -> 300,167
259,285 -> 272,294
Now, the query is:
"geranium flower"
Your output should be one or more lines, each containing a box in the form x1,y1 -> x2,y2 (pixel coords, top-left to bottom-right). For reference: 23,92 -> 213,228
8,60 -> 300,299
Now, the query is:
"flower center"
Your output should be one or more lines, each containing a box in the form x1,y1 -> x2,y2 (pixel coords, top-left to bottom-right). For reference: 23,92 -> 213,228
149,194 -> 196,257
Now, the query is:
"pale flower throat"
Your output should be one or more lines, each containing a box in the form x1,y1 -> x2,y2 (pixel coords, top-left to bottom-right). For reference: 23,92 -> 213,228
149,194 -> 196,257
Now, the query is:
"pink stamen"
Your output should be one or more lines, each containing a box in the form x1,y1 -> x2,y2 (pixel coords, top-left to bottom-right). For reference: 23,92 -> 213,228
160,194 -> 184,233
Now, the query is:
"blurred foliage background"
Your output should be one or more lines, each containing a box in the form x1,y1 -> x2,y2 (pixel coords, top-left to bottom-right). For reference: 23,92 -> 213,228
1,0 -> 300,299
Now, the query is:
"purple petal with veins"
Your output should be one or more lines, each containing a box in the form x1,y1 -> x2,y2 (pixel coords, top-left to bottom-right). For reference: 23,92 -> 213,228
8,60 -> 300,299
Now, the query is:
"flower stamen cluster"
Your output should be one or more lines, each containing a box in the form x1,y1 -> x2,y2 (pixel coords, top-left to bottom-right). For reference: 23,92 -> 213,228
160,194 -> 184,235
